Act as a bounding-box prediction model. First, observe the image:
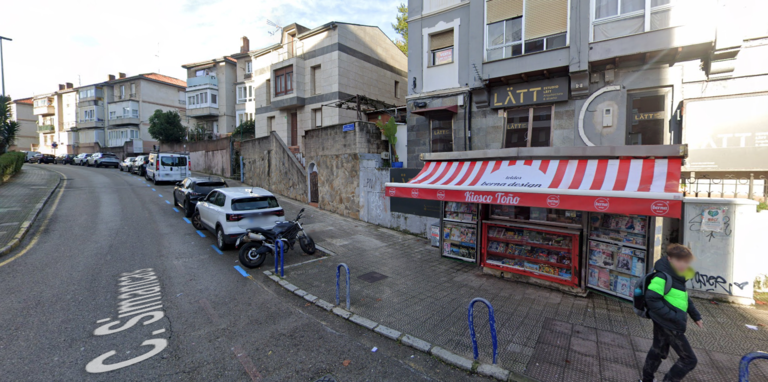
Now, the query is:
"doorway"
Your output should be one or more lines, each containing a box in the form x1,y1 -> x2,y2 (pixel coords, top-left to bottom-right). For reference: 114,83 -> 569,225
290,112 -> 298,146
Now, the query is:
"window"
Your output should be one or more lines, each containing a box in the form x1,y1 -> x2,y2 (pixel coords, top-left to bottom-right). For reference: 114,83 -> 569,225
79,89 -> 95,99
196,69 -> 205,77
248,85 -> 252,99
592,0 -> 678,41
231,196 -> 279,211
82,109 -> 95,122
120,85 -> 125,98
161,156 -> 187,167
267,116 -> 274,133
237,85 -> 247,103
313,109 -> 322,128
211,94 -> 217,105
430,117 -> 453,153
311,65 -> 321,95
485,0 -> 568,60
627,90 -> 669,145
503,106 -> 552,148
274,66 -> 294,96
245,61 -> 252,74
110,111 -> 116,119
429,30 -> 454,66
236,111 -> 245,126
394,81 -> 400,98
266,80 -> 271,104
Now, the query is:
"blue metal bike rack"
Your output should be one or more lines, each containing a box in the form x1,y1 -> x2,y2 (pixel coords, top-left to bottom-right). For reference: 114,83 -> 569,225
468,297 -> 498,365
275,240 -> 285,277
336,263 -> 350,310
739,351 -> 768,381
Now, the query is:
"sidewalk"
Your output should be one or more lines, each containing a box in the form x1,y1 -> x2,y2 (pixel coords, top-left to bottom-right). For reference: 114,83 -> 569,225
269,196 -> 768,381
0,165 -> 61,256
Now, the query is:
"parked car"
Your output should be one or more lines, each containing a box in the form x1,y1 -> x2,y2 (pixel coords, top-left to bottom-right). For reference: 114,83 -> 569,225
146,152 -> 190,185
192,187 -> 285,250
173,177 -> 228,217
88,153 -> 121,168
119,157 -> 136,172
24,151 -> 40,163
55,154 -> 76,165
132,156 -> 148,176
31,153 -> 43,162
37,154 -> 55,164
74,153 -> 91,166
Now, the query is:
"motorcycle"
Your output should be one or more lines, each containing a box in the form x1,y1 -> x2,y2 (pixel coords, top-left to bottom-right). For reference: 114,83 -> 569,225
236,208 -> 316,268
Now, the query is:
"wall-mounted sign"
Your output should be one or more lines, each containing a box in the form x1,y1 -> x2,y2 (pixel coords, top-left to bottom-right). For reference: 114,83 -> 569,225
434,49 -> 453,66
490,77 -> 569,109
700,207 -> 727,232
342,123 -> 355,132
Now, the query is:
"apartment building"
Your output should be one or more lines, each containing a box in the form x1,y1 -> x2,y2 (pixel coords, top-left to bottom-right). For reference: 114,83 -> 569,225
74,80 -> 110,153
9,98 -> 36,151
181,56 -> 237,137
406,0 -> 768,185
238,21 -> 407,152
32,83 -> 77,155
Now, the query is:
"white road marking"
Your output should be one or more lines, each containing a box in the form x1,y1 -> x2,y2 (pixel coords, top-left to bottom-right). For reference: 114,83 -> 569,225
152,329 -> 165,335
96,318 -> 111,324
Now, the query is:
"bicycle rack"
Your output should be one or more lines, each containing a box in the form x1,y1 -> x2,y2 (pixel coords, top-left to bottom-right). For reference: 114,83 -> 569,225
336,263 -> 350,310
468,297 -> 498,364
739,351 -> 768,381
275,240 -> 285,277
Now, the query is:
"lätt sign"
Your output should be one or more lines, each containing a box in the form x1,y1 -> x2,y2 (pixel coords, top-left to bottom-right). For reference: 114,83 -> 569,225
489,77 -> 569,109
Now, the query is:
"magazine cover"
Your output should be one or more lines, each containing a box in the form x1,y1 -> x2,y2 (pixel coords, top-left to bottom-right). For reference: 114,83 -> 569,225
597,268 -> 611,289
497,242 -> 507,253
601,249 -> 614,268
632,257 -> 645,276
615,276 -> 631,296
459,228 -> 467,242
443,242 -> 451,256
588,267 -> 599,286
616,253 -> 633,273
559,268 -> 572,279
450,227 -> 461,241
443,226 -> 451,239
609,273 -> 618,292
589,248 -> 603,266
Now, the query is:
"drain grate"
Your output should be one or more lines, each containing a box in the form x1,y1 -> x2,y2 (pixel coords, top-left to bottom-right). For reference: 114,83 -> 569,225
314,375 -> 338,382
358,271 -> 388,283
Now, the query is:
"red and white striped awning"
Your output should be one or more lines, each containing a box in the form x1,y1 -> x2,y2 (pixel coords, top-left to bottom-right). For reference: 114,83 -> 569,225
385,158 -> 683,218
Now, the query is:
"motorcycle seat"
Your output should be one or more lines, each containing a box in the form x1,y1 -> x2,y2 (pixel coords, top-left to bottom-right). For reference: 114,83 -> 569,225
272,222 -> 292,234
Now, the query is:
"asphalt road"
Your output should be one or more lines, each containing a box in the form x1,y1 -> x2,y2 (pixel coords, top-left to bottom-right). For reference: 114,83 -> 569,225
0,164 -> 487,382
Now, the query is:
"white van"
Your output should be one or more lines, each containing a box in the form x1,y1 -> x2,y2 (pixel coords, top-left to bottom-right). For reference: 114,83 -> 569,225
146,152 -> 190,185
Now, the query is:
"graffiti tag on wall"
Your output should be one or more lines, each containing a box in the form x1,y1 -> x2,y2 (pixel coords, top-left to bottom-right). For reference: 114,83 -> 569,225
687,271 -> 748,296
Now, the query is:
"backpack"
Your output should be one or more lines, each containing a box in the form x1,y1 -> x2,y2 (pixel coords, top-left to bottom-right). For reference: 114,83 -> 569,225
633,271 -> 673,318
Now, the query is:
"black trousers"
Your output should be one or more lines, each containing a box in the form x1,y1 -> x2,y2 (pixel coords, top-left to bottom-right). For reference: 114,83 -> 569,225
642,321 -> 698,382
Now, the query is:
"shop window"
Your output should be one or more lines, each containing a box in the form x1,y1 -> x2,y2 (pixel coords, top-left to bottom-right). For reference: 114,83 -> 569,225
275,66 -> 293,97
627,90 -> 669,145
429,29 -> 454,66
430,117 -> 453,153
503,106 -> 552,148
592,0 -> 678,41
489,205 -> 584,227
485,0 -> 568,61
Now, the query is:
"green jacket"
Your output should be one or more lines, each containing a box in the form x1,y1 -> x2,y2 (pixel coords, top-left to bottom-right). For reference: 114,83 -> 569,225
646,256 -> 702,333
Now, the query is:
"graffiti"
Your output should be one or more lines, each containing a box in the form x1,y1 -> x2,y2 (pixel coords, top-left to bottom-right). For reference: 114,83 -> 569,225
688,214 -> 731,242
688,271 -> 748,295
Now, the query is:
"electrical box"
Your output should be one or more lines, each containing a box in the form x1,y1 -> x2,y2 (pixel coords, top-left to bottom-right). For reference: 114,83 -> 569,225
590,72 -> 601,83
457,95 -> 464,107
602,108 -> 613,127
604,69 -> 615,83
381,151 -> 390,160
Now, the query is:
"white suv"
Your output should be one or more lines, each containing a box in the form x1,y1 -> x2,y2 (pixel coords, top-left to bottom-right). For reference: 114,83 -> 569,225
192,187 -> 285,250
146,152 -> 190,185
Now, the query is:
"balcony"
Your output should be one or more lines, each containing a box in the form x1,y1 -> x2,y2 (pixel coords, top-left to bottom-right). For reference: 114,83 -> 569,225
186,75 -> 218,90
187,106 -> 219,118
37,124 -> 55,133
114,93 -> 139,101
109,115 -> 140,126
77,118 -> 105,129
33,103 -> 55,116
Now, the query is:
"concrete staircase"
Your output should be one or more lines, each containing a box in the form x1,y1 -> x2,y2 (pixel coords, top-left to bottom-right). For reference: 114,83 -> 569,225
288,146 -> 306,167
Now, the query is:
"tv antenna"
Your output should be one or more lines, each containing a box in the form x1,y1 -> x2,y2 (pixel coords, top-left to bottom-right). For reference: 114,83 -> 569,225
266,19 -> 282,36
155,43 -> 160,73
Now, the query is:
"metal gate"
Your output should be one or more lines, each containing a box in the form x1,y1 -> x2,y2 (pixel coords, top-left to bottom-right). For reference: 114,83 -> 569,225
310,171 -> 319,203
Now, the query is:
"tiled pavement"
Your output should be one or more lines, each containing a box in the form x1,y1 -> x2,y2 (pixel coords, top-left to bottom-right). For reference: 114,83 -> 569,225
273,196 -> 768,382
0,165 -> 60,251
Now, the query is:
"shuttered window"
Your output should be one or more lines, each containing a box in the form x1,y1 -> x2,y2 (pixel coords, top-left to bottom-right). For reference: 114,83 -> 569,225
430,29 -> 454,51
486,0 -> 523,24
525,0 -> 568,40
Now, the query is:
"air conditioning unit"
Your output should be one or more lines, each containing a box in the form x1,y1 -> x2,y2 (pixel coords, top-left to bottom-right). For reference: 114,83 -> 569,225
381,151 -> 390,160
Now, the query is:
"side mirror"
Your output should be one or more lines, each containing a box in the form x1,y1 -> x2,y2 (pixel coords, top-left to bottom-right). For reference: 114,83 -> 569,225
299,208 -> 305,213
175,182 -> 181,187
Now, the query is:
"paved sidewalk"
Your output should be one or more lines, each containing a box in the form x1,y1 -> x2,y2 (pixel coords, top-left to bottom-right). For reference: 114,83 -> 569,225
271,196 -> 768,382
0,165 -> 60,255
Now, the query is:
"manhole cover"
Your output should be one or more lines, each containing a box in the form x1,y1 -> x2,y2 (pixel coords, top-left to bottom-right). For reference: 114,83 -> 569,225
314,375 -> 338,382
358,271 -> 388,283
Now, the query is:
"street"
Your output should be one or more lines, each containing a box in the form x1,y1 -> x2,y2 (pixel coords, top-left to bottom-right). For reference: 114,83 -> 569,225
0,164 -> 486,382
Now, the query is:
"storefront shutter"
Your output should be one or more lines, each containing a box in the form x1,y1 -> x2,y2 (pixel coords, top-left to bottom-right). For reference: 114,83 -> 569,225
525,0 -> 569,40
486,0 -> 524,24
430,29 -> 454,50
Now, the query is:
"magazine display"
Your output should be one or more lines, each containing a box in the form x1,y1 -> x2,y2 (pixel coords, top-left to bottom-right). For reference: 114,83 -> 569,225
444,202 -> 478,223
441,202 -> 479,262
587,213 -> 649,300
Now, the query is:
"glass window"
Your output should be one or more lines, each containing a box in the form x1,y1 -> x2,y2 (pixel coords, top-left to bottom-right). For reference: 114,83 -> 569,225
547,33 -> 567,49
430,118 -> 453,153
628,93 -> 666,145
231,197 -> 279,211
504,107 -> 552,148
432,47 -> 453,66
621,0 -> 644,13
504,109 -> 530,148
595,0 -> 619,19
490,205 -> 584,226
524,39 -> 544,54
211,94 -> 217,105
531,107 -> 552,147
275,66 -> 293,96
505,18 -> 523,43
160,156 -> 188,167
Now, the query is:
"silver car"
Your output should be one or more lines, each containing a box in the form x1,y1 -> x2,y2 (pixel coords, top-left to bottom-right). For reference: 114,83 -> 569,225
119,157 -> 136,172
89,153 -> 121,168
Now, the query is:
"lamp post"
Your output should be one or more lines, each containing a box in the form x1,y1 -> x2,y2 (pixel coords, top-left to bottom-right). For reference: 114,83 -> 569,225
0,36 -> 11,97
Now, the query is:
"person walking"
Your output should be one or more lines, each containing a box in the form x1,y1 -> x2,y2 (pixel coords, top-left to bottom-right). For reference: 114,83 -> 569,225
641,244 -> 702,382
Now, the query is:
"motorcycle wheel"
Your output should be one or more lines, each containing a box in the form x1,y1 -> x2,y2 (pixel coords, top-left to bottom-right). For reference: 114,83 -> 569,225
299,234 -> 317,255
239,242 -> 267,269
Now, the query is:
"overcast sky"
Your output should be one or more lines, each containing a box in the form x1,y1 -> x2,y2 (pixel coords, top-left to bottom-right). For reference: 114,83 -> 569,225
1,0 -> 403,99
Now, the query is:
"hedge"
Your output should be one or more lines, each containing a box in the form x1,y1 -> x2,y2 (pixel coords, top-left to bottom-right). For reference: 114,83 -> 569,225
0,151 -> 25,185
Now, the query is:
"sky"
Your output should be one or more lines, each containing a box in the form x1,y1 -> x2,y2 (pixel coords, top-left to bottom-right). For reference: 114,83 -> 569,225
1,0 -> 404,99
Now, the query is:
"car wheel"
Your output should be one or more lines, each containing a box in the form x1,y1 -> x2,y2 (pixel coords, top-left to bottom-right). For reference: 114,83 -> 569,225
191,211 -> 204,230
216,226 -> 227,250
153,175 -> 158,185
184,199 -> 194,218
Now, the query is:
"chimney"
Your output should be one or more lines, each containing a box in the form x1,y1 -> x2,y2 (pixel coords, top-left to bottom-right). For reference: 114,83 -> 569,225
240,36 -> 250,53
108,74 -> 116,81
66,82 -> 73,89
119,72 -> 126,79
58,84 -> 65,90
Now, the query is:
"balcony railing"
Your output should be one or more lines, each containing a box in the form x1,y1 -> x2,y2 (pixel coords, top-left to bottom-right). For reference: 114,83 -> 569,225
79,118 -> 105,123
187,75 -> 218,88
179,100 -> 186,105
276,40 -> 305,62
37,124 -> 55,133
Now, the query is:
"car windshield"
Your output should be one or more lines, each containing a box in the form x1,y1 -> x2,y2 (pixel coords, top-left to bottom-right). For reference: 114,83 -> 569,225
230,196 -> 279,211
194,182 -> 226,194
103,154 -> 117,158
160,157 -> 187,167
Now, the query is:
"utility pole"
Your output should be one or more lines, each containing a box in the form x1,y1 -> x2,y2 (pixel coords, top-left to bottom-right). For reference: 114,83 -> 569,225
0,36 -> 12,97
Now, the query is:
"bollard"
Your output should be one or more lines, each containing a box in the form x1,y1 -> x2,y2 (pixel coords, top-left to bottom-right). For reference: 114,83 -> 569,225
468,297 -> 498,364
739,351 -> 768,382
275,240 -> 285,277
336,263 -> 350,310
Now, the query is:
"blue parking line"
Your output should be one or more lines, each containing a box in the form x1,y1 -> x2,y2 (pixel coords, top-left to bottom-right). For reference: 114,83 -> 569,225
234,266 -> 250,277
211,245 -> 223,255
147,185 -> 151,187
183,217 -> 191,224
196,230 -> 206,238
158,194 -> 163,197
151,188 -> 156,191
173,207 -> 179,213
165,200 -> 171,204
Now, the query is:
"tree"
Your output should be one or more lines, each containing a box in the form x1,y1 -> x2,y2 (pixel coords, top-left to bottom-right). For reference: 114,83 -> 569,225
232,119 -> 255,141
392,3 -> 408,56
375,117 -> 399,162
0,96 -> 19,153
148,109 -> 186,144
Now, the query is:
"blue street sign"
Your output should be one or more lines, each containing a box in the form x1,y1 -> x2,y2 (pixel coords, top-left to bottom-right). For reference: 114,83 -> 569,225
51,142 -> 58,148
342,123 -> 355,132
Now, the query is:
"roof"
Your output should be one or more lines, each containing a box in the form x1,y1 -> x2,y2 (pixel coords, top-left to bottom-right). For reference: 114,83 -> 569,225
181,56 -> 236,69
13,97 -> 33,105
221,187 -> 274,197
249,21 -> 391,58
110,73 -> 187,88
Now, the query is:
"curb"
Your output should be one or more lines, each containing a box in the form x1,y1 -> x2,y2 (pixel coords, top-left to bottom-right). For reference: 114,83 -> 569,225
0,169 -> 63,258
262,270 -> 539,382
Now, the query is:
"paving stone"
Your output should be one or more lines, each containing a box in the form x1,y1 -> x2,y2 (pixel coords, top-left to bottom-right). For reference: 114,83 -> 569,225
332,307 -> 352,319
430,346 -> 474,371
263,271 -> 272,276
476,363 -> 509,380
283,283 -> 298,292
349,314 -> 377,330
293,289 -> 307,297
568,337 -> 598,356
525,360 -> 563,382
277,279 -> 289,286
303,294 -> 318,303
269,275 -> 280,282
374,325 -> 402,340
402,334 -> 431,352
315,299 -> 334,311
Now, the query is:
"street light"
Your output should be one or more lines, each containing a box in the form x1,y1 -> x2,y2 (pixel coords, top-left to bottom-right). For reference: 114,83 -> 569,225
0,35 -> 11,97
